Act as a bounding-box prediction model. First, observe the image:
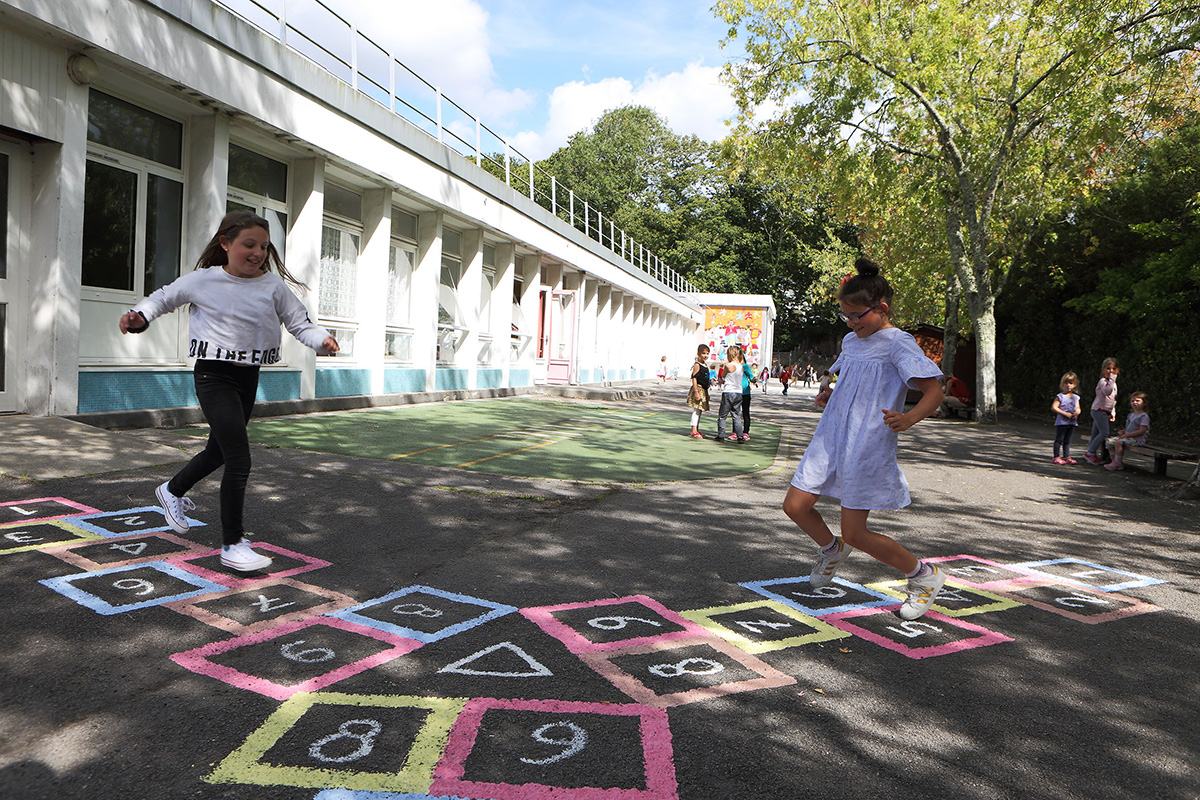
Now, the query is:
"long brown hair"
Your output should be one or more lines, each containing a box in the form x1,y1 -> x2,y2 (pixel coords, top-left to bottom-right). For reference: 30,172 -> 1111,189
195,211 -> 307,291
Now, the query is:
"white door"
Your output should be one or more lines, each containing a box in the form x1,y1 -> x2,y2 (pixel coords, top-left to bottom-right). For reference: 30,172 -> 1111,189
0,140 -> 28,413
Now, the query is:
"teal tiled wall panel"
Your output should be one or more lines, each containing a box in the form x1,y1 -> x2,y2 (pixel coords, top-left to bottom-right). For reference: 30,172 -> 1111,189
315,369 -> 372,398
477,369 -> 504,389
383,368 -> 426,394
434,369 -> 469,391
509,369 -> 533,387
77,369 -> 302,413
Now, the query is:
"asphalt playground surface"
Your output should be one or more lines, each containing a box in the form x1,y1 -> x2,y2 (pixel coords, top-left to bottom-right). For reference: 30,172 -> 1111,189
1,383 -> 1198,800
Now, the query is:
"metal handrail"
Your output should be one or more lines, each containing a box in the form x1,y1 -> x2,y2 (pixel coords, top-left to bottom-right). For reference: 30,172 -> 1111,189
210,0 -> 699,297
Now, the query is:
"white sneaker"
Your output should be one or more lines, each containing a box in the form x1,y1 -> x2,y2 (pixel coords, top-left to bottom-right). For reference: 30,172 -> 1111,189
809,538 -> 850,588
899,565 -> 947,620
155,481 -> 196,534
220,538 -> 273,572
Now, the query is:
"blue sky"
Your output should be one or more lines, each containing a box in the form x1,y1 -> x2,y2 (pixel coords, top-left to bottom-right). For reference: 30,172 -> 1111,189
323,0 -> 745,158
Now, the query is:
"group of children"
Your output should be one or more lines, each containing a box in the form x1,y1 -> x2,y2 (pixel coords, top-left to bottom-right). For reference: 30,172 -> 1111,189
1051,358 -> 1149,470
685,343 -> 760,442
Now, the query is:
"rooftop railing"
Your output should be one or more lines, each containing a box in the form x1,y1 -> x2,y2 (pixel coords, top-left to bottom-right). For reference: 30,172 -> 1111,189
212,0 -> 701,296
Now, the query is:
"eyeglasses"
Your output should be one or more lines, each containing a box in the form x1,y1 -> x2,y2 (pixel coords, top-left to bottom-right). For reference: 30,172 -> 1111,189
837,305 -> 878,324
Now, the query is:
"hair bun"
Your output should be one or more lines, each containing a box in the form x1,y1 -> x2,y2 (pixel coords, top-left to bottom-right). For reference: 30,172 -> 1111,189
854,257 -> 880,276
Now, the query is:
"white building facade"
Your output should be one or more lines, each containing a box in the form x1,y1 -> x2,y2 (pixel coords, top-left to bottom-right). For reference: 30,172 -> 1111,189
0,0 -> 711,418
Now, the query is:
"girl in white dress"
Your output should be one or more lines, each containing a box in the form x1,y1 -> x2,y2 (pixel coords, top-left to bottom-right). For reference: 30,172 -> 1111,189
782,258 -> 947,620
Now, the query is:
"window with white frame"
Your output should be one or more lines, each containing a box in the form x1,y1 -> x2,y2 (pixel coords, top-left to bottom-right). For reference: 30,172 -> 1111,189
226,143 -> 288,261
437,227 -> 464,364
478,242 -> 496,365
318,183 -> 363,358
81,90 -> 183,296
385,208 -> 417,361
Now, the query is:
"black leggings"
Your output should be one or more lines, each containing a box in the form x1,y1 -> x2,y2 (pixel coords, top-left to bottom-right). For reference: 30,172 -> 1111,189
741,390 -> 752,433
167,360 -> 259,546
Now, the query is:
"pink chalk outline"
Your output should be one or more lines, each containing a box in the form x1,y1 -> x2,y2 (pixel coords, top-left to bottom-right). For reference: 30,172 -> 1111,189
578,635 -> 796,708
521,594 -> 710,654
167,541 -> 330,588
0,518 -> 102,554
923,555 -> 1044,590
823,607 -> 1013,659
42,531 -> 209,571
996,579 -> 1162,624
430,697 -> 679,800
0,497 -> 100,524
170,616 -> 421,700
164,577 -> 358,635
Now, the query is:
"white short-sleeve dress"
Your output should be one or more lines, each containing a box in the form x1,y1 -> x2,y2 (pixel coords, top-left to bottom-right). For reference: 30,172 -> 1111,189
790,327 -> 942,510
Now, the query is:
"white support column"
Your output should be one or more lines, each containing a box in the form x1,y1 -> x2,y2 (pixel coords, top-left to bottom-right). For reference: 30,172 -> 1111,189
595,284 -> 612,381
458,228 -> 483,387
284,157 -> 324,400
493,242 -> 515,384
579,277 -> 599,384
517,254 -> 540,382
185,113 -> 229,267
413,210 -> 442,391
358,188 -> 390,395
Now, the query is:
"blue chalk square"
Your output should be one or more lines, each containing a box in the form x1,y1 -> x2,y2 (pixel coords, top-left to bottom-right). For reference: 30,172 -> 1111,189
738,576 -> 896,616
69,506 -> 205,538
327,585 -> 517,643
39,561 -> 230,614
1008,558 -> 1168,592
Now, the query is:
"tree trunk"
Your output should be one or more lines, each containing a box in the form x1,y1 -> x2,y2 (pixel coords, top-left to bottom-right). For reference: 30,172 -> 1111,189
1177,458 -> 1200,500
942,276 -> 961,377
969,297 -> 998,424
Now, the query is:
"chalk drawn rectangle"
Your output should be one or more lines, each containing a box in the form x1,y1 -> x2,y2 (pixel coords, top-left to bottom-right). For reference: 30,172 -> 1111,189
39,561 -> 230,614
206,691 -> 467,793
1008,558 -> 1168,592
168,542 -> 330,587
680,600 -> 852,653
69,506 -> 205,538
822,607 -> 1013,659
429,697 -> 678,800
328,585 -> 517,643
864,579 -> 1022,618
996,580 -> 1163,623
41,531 -> 209,570
165,578 -> 358,635
171,617 -> 422,700
521,594 -> 709,654
0,497 -> 101,523
1,519 -> 103,555
922,555 -> 1046,590
738,576 -> 896,616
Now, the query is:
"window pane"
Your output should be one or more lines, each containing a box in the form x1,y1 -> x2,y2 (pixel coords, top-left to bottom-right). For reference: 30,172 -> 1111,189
87,91 -> 182,168
385,330 -> 411,360
82,160 -> 137,290
482,243 -> 495,268
324,183 -> 362,222
227,198 -> 255,214
0,153 -> 7,280
439,256 -> 460,326
0,304 -> 6,391
443,228 -> 461,256
319,226 -> 359,318
144,174 -> 183,293
481,270 -> 494,330
228,144 -> 287,202
391,208 -> 417,240
263,208 -> 288,264
386,245 -> 413,325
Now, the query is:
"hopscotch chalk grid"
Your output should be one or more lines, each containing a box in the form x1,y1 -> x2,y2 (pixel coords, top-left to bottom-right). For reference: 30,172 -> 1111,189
996,580 -> 1163,624
1008,558 -> 1168,593
822,607 -> 1013,659
429,697 -> 679,800
0,497 -> 100,524
864,579 -> 1022,618
579,635 -> 796,708
1,519 -> 102,555
207,691 -> 467,793
169,542 -> 331,588
923,555 -> 1046,590
42,531 -> 210,571
171,616 -> 422,700
738,576 -> 896,617
680,600 -> 852,653
69,506 -> 205,538
166,578 -> 359,635
39,561 -> 230,615
521,595 -> 710,654
328,586 -> 517,643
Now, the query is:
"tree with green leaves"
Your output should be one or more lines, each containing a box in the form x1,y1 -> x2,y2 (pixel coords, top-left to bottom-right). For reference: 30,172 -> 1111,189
717,0 -> 1200,422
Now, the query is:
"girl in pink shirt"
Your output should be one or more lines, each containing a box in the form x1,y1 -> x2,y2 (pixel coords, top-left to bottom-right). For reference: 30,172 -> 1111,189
1084,358 -> 1119,464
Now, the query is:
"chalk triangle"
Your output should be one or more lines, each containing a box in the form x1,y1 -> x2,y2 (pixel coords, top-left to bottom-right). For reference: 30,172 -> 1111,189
438,641 -> 554,677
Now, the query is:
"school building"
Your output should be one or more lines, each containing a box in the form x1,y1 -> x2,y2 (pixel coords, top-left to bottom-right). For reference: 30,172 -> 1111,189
0,0 -> 774,420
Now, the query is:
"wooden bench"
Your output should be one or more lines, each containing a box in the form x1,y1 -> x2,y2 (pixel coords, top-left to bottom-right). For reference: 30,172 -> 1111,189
1126,444 -> 1199,476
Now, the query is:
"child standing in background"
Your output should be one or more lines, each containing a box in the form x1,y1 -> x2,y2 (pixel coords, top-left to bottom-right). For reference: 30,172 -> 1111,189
686,345 -> 712,439
741,359 -> 758,441
119,211 -> 339,572
716,345 -> 748,443
1051,372 -> 1081,464
1085,358 -> 1119,464
783,258 -> 946,620
1105,393 -> 1150,471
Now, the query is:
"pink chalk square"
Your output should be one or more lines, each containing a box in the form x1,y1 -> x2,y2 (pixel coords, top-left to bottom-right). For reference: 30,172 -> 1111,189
167,541 -> 330,587
923,555 -> 1045,590
165,578 -> 358,635
822,607 -> 1013,659
578,635 -> 795,708
41,531 -> 209,571
995,580 -> 1162,624
0,519 -> 102,555
864,579 -> 1022,618
429,697 -> 678,800
0,497 -> 100,524
170,616 -> 421,700
521,594 -> 709,654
